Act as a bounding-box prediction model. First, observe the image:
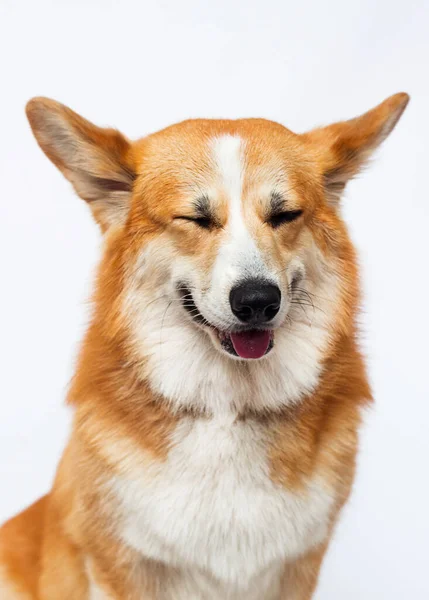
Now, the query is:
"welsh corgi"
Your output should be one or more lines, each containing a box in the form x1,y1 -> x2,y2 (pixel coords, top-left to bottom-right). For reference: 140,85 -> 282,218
0,93 -> 409,599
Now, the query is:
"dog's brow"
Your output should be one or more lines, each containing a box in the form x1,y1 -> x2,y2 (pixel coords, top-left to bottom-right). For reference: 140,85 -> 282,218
269,191 -> 286,214
193,194 -> 212,217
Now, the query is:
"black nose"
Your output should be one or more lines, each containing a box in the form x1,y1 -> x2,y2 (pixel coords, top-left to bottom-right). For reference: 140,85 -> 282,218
229,280 -> 281,324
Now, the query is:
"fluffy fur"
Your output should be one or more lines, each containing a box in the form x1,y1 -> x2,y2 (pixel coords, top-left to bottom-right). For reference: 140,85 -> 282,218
0,93 -> 408,599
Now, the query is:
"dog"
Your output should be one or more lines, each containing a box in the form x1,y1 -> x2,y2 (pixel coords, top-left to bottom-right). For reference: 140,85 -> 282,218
0,93 -> 408,599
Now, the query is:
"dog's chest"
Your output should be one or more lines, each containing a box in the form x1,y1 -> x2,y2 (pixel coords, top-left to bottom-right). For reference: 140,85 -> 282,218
111,416 -> 334,588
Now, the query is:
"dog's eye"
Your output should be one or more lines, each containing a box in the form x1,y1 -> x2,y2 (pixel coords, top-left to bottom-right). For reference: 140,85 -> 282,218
175,216 -> 213,229
268,210 -> 303,228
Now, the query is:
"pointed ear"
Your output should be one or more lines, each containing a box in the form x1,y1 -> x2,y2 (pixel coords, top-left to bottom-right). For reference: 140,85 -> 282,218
303,93 -> 409,205
26,97 -> 136,232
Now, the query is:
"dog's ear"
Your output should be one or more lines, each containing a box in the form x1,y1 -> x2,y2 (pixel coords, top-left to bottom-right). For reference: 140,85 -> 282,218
303,93 -> 409,206
26,97 -> 136,232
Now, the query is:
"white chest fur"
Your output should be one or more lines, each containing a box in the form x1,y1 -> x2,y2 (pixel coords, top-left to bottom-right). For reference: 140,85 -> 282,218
109,416 -> 334,598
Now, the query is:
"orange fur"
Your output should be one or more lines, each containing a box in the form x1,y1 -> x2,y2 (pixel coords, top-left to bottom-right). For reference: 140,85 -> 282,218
0,93 -> 408,599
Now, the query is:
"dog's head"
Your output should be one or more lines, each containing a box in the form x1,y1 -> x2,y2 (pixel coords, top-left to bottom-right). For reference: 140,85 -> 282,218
26,95 -> 408,406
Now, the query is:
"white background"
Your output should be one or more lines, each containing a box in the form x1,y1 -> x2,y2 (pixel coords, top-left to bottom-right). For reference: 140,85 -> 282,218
1,1 -> 428,598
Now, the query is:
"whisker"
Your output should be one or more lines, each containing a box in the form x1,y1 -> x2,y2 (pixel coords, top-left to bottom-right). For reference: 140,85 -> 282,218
293,287 -> 334,305
159,300 -> 173,358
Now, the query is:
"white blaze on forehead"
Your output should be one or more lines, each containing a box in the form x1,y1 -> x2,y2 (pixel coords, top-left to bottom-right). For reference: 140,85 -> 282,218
210,135 -> 270,286
211,135 -> 243,216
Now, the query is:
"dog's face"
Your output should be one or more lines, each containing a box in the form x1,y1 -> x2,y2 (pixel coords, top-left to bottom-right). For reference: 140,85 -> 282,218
26,95 -> 408,369
127,122 -> 323,361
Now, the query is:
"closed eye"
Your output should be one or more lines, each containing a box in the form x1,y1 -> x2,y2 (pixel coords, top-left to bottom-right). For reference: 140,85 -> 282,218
268,210 -> 303,228
174,215 -> 214,229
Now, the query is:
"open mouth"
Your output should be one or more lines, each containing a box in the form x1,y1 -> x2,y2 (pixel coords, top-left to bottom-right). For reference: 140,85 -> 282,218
217,329 -> 274,359
177,284 -> 275,360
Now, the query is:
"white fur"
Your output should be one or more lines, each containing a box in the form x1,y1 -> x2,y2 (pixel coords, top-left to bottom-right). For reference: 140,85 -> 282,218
124,238 -> 337,414
206,135 -> 282,330
111,416 -> 334,598
162,563 -> 284,600
88,582 -> 112,600
85,560 -> 113,600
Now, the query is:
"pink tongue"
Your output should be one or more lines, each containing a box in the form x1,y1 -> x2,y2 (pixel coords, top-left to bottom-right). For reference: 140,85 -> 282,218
230,330 -> 271,359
